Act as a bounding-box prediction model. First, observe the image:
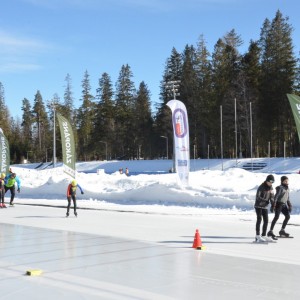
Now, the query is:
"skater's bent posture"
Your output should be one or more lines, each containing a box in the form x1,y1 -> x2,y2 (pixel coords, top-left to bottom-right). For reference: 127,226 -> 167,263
66,180 -> 84,217
254,174 -> 275,242
4,172 -> 21,206
268,176 -> 292,238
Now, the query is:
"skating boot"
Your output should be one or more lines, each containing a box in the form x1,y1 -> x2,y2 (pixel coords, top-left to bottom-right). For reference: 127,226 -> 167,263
66,212 -> 69,218
267,230 -> 278,240
74,211 -> 77,217
255,235 -> 267,243
279,229 -> 289,237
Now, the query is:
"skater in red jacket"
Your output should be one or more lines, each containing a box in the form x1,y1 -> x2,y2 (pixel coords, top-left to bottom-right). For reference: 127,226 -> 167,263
66,179 -> 84,217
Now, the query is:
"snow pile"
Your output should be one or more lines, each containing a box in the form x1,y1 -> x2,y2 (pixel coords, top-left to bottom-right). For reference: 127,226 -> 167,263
10,157 -> 300,213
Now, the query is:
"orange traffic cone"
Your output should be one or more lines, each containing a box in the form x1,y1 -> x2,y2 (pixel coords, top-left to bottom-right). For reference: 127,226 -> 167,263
192,229 -> 206,250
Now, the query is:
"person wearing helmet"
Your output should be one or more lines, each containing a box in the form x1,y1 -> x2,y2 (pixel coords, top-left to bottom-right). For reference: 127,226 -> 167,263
0,173 -> 6,208
4,172 -> 21,206
66,179 -> 84,217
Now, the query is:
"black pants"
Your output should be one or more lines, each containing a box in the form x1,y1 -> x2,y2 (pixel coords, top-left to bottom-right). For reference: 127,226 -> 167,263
4,186 -> 15,203
0,189 -> 4,203
270,203 -> 290,231
67,195 -> 77,213
255,207 -> 268,236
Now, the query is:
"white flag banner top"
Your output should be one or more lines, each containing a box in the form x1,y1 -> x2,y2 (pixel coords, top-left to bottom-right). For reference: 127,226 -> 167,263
166,100 -> 190,187
0,128 -> 10,174
56,113 -> 76,179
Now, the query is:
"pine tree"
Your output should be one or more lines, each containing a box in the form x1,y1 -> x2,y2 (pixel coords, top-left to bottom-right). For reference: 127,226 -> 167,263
155,48 -> 182,159
181,44 -> 200,157
259,10 -> 297,156
135,81 -> 153,159
94,72 -> 115,160
10,117 -> 23,163
114,64 -> 136,159
211,29 -> 243,158
77,70 -> 95,160
240,40 -> 262,157
195,35 -> 213,157
63,73 -> 75,121
0,82 -> 11,135
32,90 -> 50,161
21,98 -> 34,159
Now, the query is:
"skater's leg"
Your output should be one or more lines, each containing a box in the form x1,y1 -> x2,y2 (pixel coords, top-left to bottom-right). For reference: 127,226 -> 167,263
281,205 -> 290,229
255,208 -> 262,235
66,196 -> 71,216
261,209 -> 269,236
270,205 -> 281,231
9,187 -> 15,204
72,195 -> 77,216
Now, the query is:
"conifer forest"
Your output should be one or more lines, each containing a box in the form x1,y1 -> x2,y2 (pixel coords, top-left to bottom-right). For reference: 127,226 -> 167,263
1,11 -> 300,163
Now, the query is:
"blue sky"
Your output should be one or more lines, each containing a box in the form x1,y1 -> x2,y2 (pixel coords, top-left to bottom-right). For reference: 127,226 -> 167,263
1,0 -> 300,119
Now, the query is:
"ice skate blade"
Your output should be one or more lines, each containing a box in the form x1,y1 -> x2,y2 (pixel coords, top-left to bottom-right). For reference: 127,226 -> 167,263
253,240 -> 268,244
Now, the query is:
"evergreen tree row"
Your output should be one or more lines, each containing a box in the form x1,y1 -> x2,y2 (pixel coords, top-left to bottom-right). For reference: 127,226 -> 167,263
0,10 -> 299,163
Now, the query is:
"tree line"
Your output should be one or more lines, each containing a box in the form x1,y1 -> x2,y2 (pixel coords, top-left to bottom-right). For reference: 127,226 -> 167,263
0,10 -> 300,164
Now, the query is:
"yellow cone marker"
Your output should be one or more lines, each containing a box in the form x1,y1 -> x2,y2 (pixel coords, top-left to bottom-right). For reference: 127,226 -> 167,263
26,269 -> 43,276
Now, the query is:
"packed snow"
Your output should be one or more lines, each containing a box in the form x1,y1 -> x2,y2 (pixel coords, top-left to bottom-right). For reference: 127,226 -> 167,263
10,157 -> 300,212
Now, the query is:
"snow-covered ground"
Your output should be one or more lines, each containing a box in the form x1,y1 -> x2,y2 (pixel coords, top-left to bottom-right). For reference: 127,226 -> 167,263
12,157 -> 300,212
5,157 -> 300,260
1,157 -> 300,299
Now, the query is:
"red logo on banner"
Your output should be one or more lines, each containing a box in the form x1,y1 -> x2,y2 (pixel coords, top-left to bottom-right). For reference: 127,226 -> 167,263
173,108 -> 187,138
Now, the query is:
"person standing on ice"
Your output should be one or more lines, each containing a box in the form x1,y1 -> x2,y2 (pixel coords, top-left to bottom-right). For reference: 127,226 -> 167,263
0,173 -> 6,208
66,179 -> 84,217
4,172 -> 21,206
267,176 -> 292,238
254,174 -> 275,242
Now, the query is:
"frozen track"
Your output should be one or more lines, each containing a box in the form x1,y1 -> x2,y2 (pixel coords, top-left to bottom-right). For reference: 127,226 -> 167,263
1,204 -> 300,299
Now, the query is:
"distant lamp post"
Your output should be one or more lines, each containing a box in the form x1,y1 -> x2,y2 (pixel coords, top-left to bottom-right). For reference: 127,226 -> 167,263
45,148 -> 51,163
160,136 -> 168,160
165,80 -> 180,100
99,141 -> 108,161
27,151 -> 33,162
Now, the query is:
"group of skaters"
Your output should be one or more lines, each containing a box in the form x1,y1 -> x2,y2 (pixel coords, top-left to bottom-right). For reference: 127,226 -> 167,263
0,168 -> 21,208
0,166 -> 84,217
119,167 -> 129,176
255,174 -> 292,242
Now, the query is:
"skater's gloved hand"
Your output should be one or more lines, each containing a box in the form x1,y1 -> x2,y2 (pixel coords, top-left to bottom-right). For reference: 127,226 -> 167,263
287,200 -> 292,213
81,191 -> 84,194
17,188 -> 20,193
270,203 -> 275,213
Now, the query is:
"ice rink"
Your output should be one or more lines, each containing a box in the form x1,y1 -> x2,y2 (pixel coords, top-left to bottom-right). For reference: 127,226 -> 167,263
1,203 -> 300,299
